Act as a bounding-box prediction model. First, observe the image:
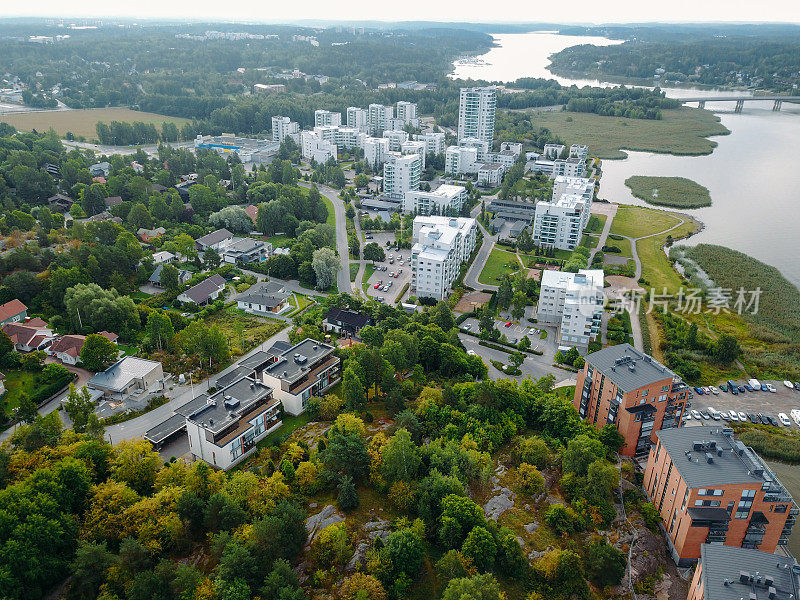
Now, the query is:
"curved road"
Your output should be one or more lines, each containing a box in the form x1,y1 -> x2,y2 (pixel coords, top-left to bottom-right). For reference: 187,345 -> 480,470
463,200 -> 498,291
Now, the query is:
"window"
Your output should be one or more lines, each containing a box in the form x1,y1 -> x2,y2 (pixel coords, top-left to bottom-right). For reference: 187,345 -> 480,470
681,489 -> 689,511
775,505 -> 788,513
694,499 -> 721,507
698,489 -> 724,496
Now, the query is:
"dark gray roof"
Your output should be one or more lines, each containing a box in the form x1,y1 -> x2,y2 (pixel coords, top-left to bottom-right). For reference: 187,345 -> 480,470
655,427 -> 794,493
196,228 -> 233,247
182,274 -> 226,303
144,413 -> 186,445
325,307 -> 371,329
584,344 -> 676,394
266,340 -> 293,356
185,376 -> 274,435
263,338 -> 336,384
175,394 -> 209,417
149,264 -> 191,285
238,282 -> 290,308
699,544 -> 799,600
215,365 -> 253,389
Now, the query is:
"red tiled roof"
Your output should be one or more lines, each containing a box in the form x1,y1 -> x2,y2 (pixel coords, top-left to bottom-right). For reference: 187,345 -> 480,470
245,205 -> 258,223
99,331 -> 119,342
0,299 -> 27,322
50,334 -> 87,357
25,317 -> 48,328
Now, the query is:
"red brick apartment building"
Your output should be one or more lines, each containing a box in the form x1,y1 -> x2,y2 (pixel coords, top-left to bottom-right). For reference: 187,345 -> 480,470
645,427 -> 798,566
687,544 -> 800,600
573,344 -> 690,457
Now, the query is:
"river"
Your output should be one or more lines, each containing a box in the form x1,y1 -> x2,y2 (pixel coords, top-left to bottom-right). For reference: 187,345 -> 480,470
451,31 -> 800,289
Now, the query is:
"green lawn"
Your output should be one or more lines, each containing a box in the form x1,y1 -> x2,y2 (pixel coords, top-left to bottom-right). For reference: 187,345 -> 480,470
266,234 -> 292,248
478,247 -> 522,285
609,206 -> 682,239
603,235 -> 632,258
625,175 -> 712,208
349,263 -> 359,282
2,370 -> 36,413
129,290 -> 151,301
322,196 -> 336,227
580,234 -> 599,249
117,344 -> 139,357
636,216 -> 699,293
585,213 -> 607,234
525,107 -> 729,160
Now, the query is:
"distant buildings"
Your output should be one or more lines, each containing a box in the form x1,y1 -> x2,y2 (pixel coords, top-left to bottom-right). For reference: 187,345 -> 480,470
194,134 -> 279,164
314,109 -> 342,127
254,83 -> 286,94
411,216 -> 477,300
573,344 -> 688,457
403,184 -> 467,215
538,269 -> 604,348
271,116 -> 299,143
300,131 -> 337,163
368,103 -> 394,136
346,106 -> 369,132
458,86 -> 497,144
414,132 -> 446,155
645,427 -> 797,565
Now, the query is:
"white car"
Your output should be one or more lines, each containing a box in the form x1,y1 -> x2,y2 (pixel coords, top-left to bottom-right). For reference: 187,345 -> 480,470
778,413 -> 791,426
702,387 -> 712,395
766,384 -> 777,393
738,412 -> 747,422
728,411 -> 739,421
529,328 -> 538,335
791,409 -> 800,426
719,411 -> 730,420
684,412 -> 692,420
691,410 -> 702,420
467,349 -> 476,356
709,386 -> 720,395
784,380 -> 795,389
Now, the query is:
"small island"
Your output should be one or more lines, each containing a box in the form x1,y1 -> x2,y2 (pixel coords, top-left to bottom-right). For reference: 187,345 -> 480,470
625,175 -> 712,208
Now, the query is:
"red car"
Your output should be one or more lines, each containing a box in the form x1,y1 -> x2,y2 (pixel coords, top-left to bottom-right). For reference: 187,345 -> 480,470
374,283 -> 380,289
504,321 -> 512,327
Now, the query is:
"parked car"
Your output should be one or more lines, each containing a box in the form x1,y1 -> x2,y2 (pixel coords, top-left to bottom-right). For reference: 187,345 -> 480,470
730,385 -> 739,396
694,387 -> 705,395
691,410 -> 702,420
708,408 -> 721,420
768,416 -> 780,427
738,412 -> 747,421
467,350 -> 476,356
710,386 -> 720,395
748,378 -> 762,390
504,322 -> 512,327
794,382 -> 800,391
683,414 -> 691,422
365,234 -> 373,239
702,387 -> 712,395
779,413 -> 791,426
394,273 -> 399,278
744,384 -> 754,392
719,411 -> 729,420
791,409 -> 800,426
374,283 -> 381,289
761,384 -> 769,392
784,380 -> 794,389
766,383 -> 777,393
700,411 -> 711,420
719,384 -> 728,392
758,414 -> 770,425
738,385 -> 746,393
747,413 -> 758,423
463,323 -> 471,331
728,411 -> 739,421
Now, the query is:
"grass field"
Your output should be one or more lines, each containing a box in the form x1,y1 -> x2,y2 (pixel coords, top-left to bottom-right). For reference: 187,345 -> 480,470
580,234 -> 599,249
584,213 -> 607,234
525,107 -> 729,159
635,216 -> 699,293
207,309 -> 286,357
349,263 -> 359,282
322,196 -> 336,227
625,176 -> 712,208
603,235 -> 632,257
479,247 -> 522,285
0,107 -> 190,139
610,206 -> 682,238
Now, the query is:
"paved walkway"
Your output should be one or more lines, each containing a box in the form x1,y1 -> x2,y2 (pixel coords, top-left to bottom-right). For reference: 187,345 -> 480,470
588,203 -> 618,265
464,201 -> 498,291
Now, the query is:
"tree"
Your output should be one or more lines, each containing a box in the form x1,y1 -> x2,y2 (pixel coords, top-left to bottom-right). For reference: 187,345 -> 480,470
144,311 -> 175,351
562,435 -> 605,476
382,428 -> 421,484
312,247 -> 340,290
441,574 -> 504,600
511,290 -> 527,320
176,322 -> 229,368
716,333 -> 740,364
337,475 -> 359,512
111,439 -> 162,494
323,430 -> 369,482
354,173 -> 369,189
70,541 -> 115,600
159,263 -> 181,293
514,463 -> 545,495
461,526 -> 496,572
386,528 -> 424,578
127,203 -> 152,229
363,242 -> 386,264
63,384 -> 96,434
439,494 -> 486,549
509,352 -> 525,369
209,206 -> 253,233
544,503 -> 582,534
430,301 -> 456,332
496,277 -> 513,310
16,392 -> 38,424
598,424 -> 626,454
585,542 -> 626,587
64,283 -> 139,336
342,366 -> 366,411
204,248 -> 221,269
79,334 -> 119,371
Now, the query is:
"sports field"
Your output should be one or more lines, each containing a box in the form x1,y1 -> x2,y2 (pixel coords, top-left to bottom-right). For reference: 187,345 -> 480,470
0,107 -> 190,139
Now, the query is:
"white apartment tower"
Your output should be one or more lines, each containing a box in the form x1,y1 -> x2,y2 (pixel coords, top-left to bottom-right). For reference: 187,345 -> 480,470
445,145 -> 479,175
314,110 -> 342,127
458,86 -> 496,144
415,132 -> 446,156
411,216 -> 478,300
346,107 -> 369,132
537,270 -> 604,348
553,176 -> 595,207
396,101 -> 418,125
271,116 -> 299,143
532,193 -> 590,251
363,137 -> 390,170
382,152 -> 421,199
368,103 -> 394,136
403,184 -> 467,215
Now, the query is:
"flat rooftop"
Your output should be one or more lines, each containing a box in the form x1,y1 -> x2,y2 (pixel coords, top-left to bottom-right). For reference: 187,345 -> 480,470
185,376 -> 275,435
699,544 -> 799,600
144,413 -> 186,445
88,357 -> 161,392
583,343 -> 675,394
263,338 -> 336,384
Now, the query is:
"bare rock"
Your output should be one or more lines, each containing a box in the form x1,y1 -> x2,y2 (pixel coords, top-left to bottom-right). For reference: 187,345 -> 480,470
524,521 -> 539,534
345,542 -> 370,573
484,487 -> 515,520
305,504 -> 344,543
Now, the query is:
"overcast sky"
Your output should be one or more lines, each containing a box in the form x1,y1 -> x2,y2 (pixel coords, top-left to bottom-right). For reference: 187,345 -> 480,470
3,0 -> 800,24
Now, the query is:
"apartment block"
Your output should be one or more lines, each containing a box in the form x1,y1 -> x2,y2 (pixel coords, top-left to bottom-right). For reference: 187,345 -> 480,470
687,545 -> 800,600
300,131 -> 337,163
645,427 -> 798,565
401,140 -> 427,169
539,269 -> 604,348
415,132 -> 446,155
532,193 -> 590,251
573,344 -> 689,457
261,339 -> 341,416
552,175 -> 595,205
385,129 -> 409,151
445,145 -> 479,175
500,141 -> 523,157
368,103 -> 394,135
363,137 -> 390,170
314,109 -> 342,127
180,376 -> 281,470
271,116 -> 299,143
411,216 -> 477,300
458,86 -> 496,143
570,144 -> 589,162
382,152 -> 421,199
477,163 -> 504,187
396,100 -> 419,126
346,106 -> 369,132
543,143 -> 566,159
553,157 -> 587,178
485,150 -> 517,170
403,184 -> 467,215
458,137 -> 490,162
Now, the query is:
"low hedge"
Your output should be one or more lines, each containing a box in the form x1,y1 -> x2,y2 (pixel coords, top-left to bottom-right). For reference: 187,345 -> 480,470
32,372 -> 75,405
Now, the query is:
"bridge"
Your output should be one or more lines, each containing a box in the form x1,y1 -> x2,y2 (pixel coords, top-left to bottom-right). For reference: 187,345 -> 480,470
680,96 -> 800,113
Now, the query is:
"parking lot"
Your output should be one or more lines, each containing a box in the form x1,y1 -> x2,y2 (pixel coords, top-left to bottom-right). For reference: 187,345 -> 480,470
364,237 -> 412,305
460,316 -> 552,351
684,379 -> 800,429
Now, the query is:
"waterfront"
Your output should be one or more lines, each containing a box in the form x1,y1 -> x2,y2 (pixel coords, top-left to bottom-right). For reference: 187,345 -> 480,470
452,31 -> 800,289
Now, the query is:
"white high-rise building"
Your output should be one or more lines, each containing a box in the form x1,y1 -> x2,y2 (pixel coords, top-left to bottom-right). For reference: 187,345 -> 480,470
403,184 -> 467,215
362,137 -> 390,170
553,157 -> 586,178
314,110 -> 342,127
382,152 -> 421,199
300,131 -> 337,164
532,193 -> 590,251
537,269 -> 604,348
415,132 -> 446,156
411,216 -> 478,300
500,142 -> 523,157
445,146 -> 479,175
271,116 -> 299,143
458,137 -> 490,162
313,126 -> 364,151
570,144 -> 589,162
385,129 -> 409,151
396,101 -> 419,127
346,107 -> 369,132
458,86 -> 496,144
400,140 -> 427,169
553,176 -> 595,206
543,143 -> 566,159
368,103 -> 394,136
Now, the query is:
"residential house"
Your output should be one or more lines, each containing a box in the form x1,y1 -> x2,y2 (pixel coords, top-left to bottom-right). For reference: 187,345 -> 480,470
244,205 -> 258,223
89,162 -> 110,177
196,228 -> 234,252
104,196 -> 123,208
322,307 -> 372,339
645,427 -> 798,565
151,251 -> 176,265
89,211 -> 122,224
47,193 -> 74,212
261,339 -> 341,416
177,274 -> 227,305
237,282 -> 291,315
149,264 -> 192,289
0,299 -> 27,326
137,227 -> 166,242
178,376 -> 281,470
87,357 -> 164,401
48,331 -> 119,365
573,343 -> 688,456
2,319 -> 55,352
218,237 -> 270,264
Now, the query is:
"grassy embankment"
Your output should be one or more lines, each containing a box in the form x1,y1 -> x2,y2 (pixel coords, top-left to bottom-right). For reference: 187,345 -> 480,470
625,176 -> 712,208
527,107 -> 729,159
478,247 -> 522,285
0,107 -> 190,139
